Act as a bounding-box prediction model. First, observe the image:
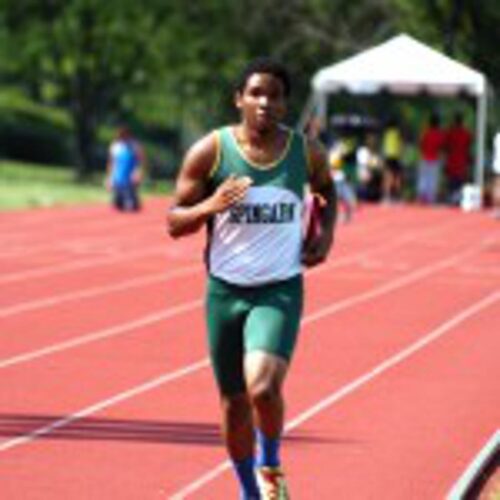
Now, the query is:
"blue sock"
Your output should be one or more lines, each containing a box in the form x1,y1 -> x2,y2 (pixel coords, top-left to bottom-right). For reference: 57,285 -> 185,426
233,456 -> 260,499
255,428 -> 280,467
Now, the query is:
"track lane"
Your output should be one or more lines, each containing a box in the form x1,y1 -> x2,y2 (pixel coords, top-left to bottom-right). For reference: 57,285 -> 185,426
0,209 -> 480,355
0,205 -> 445,284
0,240 -> 496,498
0,281 -> 497,499
0,205 -> 498,499
277,293 -> 500,500
0,214 -> 489,377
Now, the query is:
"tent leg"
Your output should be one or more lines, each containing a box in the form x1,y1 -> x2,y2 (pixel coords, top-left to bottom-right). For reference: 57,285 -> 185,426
297,93 -> 315,132
316,91 -> 328,131
475,91 -> 487,204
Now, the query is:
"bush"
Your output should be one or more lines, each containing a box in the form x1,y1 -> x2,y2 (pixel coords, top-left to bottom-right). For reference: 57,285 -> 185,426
0,116 -> 74,165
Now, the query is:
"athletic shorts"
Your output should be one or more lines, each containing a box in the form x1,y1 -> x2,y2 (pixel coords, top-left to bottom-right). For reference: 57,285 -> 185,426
205,274 -> 303,395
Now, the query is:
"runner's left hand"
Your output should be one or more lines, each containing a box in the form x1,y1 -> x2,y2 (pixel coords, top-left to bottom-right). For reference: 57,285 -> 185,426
302,232 -> 333,267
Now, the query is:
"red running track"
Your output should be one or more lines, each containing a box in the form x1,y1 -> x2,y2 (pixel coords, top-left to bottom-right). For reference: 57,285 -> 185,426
0,199 -> 499,499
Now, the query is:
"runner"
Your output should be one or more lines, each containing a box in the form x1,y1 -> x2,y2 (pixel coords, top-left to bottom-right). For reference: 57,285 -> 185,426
166,57 -> 337,499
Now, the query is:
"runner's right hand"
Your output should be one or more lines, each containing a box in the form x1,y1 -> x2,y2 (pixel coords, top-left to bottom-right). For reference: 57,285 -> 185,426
209,175 -> 252,213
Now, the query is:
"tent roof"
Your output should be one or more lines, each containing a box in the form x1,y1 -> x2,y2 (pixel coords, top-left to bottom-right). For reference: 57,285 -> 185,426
312,34 -> 486,96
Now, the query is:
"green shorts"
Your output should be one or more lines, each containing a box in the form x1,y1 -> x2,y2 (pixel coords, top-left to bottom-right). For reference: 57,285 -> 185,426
205,274 -> 303,395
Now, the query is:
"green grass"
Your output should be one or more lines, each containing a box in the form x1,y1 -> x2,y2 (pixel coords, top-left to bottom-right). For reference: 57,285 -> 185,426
0,160 -> 172,211
0,83 -> 178,212
0,160 -> 107,210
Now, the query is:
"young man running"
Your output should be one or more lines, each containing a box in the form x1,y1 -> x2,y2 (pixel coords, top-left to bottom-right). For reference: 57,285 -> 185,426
167,58 -> 336,499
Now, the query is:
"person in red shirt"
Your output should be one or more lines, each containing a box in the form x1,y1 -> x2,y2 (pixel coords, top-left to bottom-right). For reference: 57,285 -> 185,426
417,113 -> 447,203
444,112 -> 472,205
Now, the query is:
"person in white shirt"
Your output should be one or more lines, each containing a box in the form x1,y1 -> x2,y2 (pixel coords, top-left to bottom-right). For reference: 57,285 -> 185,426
356,133 -> 383,202
492,132 -> 500,219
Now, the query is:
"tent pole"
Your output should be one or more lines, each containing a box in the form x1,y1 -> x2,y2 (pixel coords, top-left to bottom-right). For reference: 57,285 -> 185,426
475,90 -> 487,203
317,91 -> 328,131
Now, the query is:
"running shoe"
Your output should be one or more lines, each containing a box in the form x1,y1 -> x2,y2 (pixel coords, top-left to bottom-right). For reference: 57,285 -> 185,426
256,466 -> 290,499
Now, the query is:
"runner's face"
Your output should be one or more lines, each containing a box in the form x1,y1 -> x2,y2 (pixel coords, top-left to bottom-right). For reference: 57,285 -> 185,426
236,73 -> 287,132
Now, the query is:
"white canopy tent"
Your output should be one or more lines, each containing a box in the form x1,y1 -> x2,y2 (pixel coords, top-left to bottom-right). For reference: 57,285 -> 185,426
306,34 -> 488,195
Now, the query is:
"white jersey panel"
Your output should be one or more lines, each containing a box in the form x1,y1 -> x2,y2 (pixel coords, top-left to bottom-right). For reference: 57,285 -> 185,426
209,185 -> 303,286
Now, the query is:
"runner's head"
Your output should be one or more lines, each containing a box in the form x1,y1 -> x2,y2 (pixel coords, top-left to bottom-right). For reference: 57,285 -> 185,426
235,57 -> 291,97
234,57 -> 291,132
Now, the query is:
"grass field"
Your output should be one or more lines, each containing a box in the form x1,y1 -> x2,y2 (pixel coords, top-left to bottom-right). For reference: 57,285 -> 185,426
0,161 -> 172,211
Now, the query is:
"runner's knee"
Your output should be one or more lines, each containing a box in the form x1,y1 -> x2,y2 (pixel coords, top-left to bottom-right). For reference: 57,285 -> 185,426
248,379 -> 281,409
221,394 -> 252,430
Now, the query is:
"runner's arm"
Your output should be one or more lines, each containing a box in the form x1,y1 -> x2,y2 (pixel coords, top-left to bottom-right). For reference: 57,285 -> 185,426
166,132 -> 251,238
303,139 -> 337,266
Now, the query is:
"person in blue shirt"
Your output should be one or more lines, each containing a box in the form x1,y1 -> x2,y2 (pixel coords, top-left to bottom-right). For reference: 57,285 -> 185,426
106,126 -> 145,211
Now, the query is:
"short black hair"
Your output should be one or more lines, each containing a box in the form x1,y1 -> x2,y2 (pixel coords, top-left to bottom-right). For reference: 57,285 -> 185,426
235,57 -> 291,97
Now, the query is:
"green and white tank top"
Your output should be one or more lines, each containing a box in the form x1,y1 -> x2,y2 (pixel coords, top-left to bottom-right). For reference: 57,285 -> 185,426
206,126 -> 309,286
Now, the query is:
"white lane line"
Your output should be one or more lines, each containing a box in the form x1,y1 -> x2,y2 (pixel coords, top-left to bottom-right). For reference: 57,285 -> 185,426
0,239 -> 494,458
169,289 -> 500,499
1,232 -> 485,369
0,205 -> 165,238
460,265 -> 500,276
0,218 -> 163,253
288,291 -> 500,430
0,299 -> 202,369
0,264 -> 202,318
0,209 -> 457,285
0,216 -> 442,317
0,244 -> 170,284
303,239 -> 494,326
0,239 -> 393,318
0,359 -> 210,452
0,222 -> 160,258
0,236 -> 491,370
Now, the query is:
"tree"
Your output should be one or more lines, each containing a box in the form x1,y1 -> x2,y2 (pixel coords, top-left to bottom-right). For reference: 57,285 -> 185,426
1,0 -> 166,176
393,0 -> 500,91
1,0 -> 498,176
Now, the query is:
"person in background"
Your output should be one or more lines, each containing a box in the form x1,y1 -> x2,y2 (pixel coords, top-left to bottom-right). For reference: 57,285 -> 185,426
106,126 -> 146,212
416,113 -> 446,204
166,57 -> 336,499
328,138 -> 357,222
356,133 -> 383,202
491,132 -> 500,219
382,117 -> 404,204
444,112 -> 472,205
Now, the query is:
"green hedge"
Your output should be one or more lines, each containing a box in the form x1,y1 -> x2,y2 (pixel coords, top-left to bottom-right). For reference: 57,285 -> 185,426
0,117 -> 74,165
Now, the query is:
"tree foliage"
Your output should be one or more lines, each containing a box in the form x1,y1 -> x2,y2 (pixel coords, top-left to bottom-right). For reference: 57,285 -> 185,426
1,0 -> 166,175
0,0 -> 498,174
